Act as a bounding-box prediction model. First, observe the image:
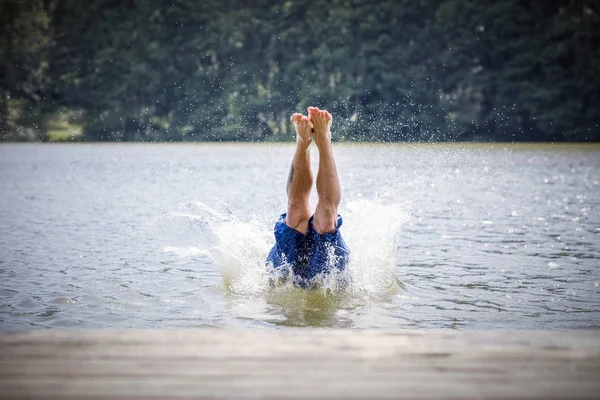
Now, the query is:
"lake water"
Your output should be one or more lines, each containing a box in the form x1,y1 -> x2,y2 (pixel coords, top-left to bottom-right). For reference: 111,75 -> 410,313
1,143 -> 599,330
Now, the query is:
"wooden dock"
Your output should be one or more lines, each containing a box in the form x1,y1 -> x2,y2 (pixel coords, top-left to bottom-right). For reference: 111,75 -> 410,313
1,329 -> 599,399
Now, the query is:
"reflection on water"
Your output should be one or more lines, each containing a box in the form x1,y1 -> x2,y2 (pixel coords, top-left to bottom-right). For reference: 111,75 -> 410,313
223,273 -> 406,329
0,143 -> 599,329
265,287 -> 352,328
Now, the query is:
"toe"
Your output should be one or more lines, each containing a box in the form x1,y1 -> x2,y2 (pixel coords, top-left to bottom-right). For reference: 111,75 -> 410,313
308,107 -> 318,117
301,116 -> 310,123
325,110 -> 332,120
290,113 -> 302,123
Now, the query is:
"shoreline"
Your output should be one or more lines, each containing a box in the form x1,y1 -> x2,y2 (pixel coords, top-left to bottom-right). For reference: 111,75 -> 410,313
1,141 -> 600,149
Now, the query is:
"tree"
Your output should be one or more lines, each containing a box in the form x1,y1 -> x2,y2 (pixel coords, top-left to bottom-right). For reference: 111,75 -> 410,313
0,0 -> 50,140
2,0 -> 598,142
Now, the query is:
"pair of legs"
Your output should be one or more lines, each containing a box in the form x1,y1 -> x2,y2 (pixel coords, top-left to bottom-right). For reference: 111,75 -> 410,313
286,107 -> 341,235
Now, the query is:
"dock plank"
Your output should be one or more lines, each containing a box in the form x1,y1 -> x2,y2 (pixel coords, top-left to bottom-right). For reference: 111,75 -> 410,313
1,329 -> 599,399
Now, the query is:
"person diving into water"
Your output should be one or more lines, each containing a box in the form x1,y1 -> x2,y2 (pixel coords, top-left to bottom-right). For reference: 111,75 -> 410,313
266,107 -> 350,287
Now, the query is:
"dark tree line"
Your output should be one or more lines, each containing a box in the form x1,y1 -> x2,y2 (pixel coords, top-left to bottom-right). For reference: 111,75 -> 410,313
1,0 -> 599,142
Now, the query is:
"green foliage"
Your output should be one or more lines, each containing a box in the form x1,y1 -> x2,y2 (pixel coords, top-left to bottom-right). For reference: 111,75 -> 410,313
1,0 -> 598,141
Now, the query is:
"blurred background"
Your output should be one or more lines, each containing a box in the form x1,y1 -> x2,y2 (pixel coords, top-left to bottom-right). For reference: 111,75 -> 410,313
1,0 -> 599,143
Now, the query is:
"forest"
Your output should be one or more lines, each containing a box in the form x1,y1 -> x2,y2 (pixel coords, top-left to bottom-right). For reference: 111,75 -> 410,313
1,0 -> 599,142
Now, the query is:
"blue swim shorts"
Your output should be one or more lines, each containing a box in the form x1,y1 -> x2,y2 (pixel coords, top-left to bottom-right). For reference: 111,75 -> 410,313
265,213 -> 350,287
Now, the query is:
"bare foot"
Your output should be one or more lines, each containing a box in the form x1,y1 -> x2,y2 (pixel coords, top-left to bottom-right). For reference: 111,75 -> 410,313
307,107 -> 332,148
291,113 -> 313,148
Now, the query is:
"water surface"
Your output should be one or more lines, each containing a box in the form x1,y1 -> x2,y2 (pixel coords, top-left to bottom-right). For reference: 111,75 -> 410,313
1,143 -> 599,329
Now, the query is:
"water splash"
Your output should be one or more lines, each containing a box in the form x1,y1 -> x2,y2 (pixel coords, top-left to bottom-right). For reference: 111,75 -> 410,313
162,196 -> 408,299
343,199 -> 408,294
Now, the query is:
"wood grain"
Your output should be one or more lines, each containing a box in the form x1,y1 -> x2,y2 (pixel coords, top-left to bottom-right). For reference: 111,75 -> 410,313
1,329 -> 599,399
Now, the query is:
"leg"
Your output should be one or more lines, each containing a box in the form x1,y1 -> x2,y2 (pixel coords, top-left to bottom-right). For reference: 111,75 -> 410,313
309,107 -> 341,234
286,113 -> 314,234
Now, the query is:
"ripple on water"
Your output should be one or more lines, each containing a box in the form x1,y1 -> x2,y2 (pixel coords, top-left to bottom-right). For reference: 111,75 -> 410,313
1,143 -> 600,329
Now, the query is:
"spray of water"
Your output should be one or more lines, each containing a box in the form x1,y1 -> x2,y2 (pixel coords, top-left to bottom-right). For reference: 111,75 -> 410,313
163,196 -> 408,300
